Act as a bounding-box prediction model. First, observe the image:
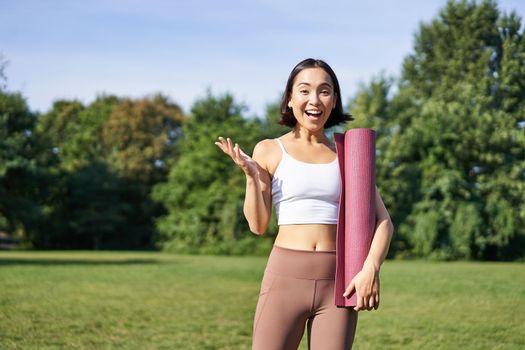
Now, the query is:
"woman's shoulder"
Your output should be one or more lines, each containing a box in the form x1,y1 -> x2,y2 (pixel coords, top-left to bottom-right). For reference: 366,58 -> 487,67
252,137 -> 284,172
253,138 -> 279,159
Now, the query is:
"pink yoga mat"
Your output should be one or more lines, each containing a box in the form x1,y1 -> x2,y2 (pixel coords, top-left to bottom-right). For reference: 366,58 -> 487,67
334,129 -> 376,308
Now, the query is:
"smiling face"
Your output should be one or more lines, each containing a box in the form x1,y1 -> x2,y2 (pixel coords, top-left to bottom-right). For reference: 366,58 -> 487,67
287,67 -> 337,132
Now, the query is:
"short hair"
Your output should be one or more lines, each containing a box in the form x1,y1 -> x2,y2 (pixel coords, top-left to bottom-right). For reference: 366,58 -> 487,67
279,58 -> 353,128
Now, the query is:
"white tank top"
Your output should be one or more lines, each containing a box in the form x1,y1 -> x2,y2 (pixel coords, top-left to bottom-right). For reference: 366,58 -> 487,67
271,138 -> 341,225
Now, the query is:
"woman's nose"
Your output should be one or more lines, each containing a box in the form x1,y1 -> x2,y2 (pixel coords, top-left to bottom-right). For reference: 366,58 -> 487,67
308,93 -> 320,105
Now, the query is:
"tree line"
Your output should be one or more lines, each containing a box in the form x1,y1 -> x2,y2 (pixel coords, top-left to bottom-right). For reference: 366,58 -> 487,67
1,0 -> 523,260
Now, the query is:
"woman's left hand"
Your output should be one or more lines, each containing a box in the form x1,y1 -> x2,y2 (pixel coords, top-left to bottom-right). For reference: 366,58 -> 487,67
342,262 -> 380,312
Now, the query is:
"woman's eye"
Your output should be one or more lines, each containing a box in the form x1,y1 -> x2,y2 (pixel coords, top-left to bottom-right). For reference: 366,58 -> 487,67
321,90 -> 331,95
299,90 -> 309,95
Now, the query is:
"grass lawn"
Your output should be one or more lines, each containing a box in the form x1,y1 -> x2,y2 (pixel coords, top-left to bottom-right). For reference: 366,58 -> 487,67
0,251 -> 524,349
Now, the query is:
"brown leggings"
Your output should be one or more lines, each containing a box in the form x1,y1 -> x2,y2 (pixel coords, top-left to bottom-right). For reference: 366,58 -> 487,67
252,245 -> 358,350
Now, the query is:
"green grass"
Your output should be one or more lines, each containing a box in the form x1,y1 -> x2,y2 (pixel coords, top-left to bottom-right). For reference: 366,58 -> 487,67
0,251 -> 524,349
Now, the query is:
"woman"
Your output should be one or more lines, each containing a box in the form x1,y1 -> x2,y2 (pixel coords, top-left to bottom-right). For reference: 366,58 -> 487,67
215,58 -> 394,350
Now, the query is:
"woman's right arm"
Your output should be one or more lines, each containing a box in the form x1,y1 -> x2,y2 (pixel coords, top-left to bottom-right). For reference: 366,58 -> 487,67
214,137 -> 273,235
243,140 -> 272,235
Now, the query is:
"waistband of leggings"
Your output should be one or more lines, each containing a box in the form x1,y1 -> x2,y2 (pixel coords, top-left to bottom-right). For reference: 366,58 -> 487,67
265,245 -> 336,280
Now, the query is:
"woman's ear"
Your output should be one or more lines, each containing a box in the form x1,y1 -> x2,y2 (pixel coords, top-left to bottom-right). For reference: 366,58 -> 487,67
333,93 -> 338,109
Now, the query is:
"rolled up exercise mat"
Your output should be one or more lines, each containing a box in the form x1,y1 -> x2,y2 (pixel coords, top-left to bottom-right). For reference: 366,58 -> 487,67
334,129 -> 376,308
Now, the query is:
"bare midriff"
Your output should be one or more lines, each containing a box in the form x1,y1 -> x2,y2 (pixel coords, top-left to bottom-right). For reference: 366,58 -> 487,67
274,224 -> 337,252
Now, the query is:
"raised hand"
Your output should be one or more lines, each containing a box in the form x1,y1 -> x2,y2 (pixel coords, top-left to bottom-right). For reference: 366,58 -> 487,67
214,136 -> 260,178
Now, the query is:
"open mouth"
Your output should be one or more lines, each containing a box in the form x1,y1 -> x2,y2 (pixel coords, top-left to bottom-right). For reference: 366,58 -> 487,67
305,110 -> 323,119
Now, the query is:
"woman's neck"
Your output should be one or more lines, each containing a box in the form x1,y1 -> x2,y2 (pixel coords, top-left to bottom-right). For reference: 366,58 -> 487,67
290,126 -> 327,144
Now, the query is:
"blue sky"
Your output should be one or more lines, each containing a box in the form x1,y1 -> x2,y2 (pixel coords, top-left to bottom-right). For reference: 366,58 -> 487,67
1,0 -> 524,117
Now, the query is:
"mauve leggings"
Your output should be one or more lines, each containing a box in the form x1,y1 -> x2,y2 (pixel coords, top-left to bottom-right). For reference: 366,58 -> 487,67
252,245 -> 358,350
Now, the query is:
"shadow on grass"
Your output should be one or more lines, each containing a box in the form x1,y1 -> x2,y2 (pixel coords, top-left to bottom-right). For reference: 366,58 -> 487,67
0,258 -> 165,266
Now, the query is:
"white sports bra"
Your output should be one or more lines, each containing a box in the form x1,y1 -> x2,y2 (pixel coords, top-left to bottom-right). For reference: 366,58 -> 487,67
271,138 -> 341,225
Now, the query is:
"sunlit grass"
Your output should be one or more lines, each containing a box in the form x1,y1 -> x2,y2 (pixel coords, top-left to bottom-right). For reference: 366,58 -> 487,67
1,251 -> 524,349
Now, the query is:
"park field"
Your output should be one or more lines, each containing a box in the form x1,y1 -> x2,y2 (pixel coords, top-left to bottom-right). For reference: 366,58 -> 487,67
0,251 -> 524,350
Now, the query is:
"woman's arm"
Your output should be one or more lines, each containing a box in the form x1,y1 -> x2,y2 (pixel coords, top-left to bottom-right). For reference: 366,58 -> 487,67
364,186 -> 395,271
343,186 -> 394,311
214,137 -> 273,235
243,140 -> 273,235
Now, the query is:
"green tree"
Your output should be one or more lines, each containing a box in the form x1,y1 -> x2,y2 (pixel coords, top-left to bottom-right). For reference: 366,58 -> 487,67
102,94 -> 184,185
34,94 -> 185,249
34,96 -> 123,248
153,92 -> 273,255
347,75 -> 415,257
62,162 -> 132,249
101,94 -> 185,248
349,0 -> 525,260
36,96 -> 120,171
0,91 -> 43,244
257,99 -> 290,139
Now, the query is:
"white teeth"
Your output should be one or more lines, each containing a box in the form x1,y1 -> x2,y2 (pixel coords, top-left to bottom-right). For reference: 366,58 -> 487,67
306,111 -> 322,115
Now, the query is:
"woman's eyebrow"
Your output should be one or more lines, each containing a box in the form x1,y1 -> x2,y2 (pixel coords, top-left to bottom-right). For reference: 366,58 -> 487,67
297,82 -> 334,88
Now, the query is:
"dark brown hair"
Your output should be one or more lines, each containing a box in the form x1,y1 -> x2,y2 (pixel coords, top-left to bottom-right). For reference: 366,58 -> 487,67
279,58 -> 353,128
